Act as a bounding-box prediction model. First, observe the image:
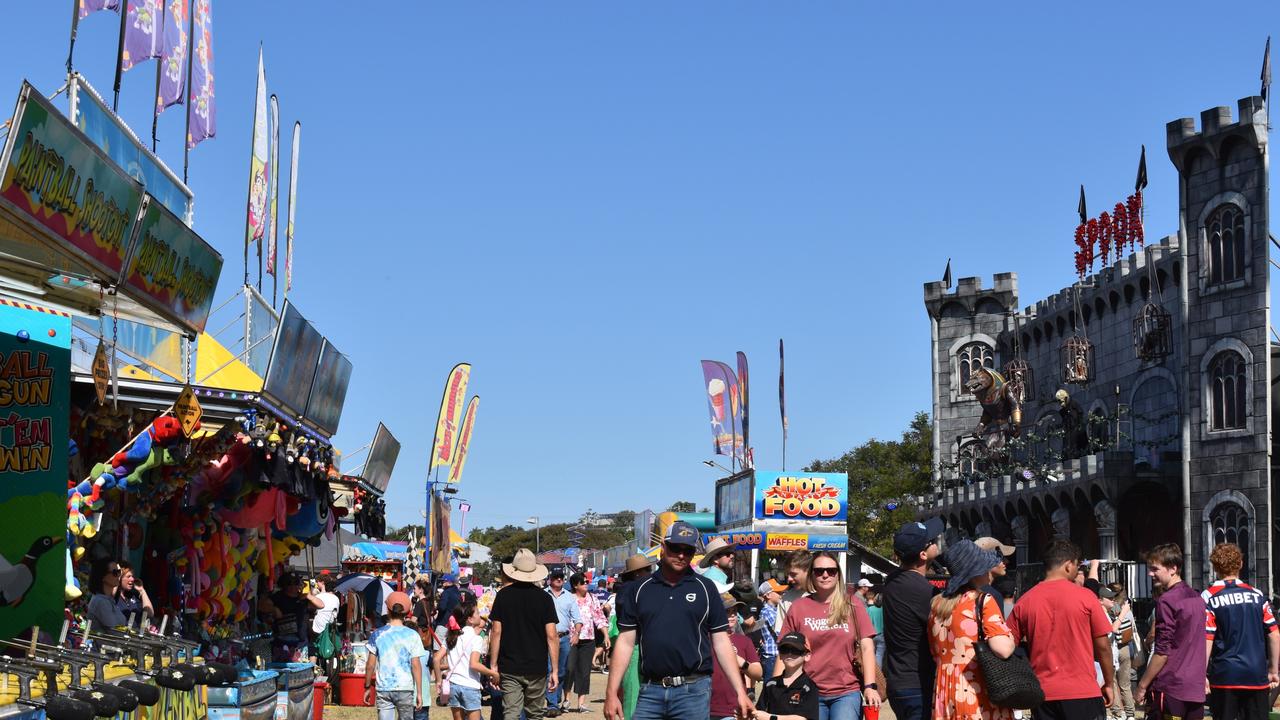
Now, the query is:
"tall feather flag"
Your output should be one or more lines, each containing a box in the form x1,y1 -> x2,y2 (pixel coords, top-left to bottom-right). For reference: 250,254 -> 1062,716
243,48 -> 268,283
779,339 -> 788,470
155,0 -> 187,114
80,0 -> 120,18
429,364 -> 472,475
266,95 -> 280,277
736,351 -> 751,469
285,122 -> 299,291
447,396 -> 480,484
185,0 -> 215,150
122,0 -> 162,71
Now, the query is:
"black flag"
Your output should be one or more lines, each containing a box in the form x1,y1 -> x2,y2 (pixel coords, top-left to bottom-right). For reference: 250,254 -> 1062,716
1078,185 -> 1087,225
1136,145 -> 1148,192
943,258 -> 952,288
1264,36 -> 1272,101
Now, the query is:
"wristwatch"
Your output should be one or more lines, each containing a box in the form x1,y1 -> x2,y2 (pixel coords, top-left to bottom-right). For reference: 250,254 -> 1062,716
864,683 -> 879,691
770,715 -> 778,720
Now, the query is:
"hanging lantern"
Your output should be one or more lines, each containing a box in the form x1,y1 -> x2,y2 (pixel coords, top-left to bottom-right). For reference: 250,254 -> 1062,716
1133,302 -> 1172,361
1061,335 -> 1093,385
1003,358 -> 1035,403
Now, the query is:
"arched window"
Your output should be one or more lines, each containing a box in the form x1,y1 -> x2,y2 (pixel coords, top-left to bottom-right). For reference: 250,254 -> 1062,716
1207,205 -> 1245,285
956,342 -> 994,388
1209,351 -> 1247,430
1210,501 -> 1251,579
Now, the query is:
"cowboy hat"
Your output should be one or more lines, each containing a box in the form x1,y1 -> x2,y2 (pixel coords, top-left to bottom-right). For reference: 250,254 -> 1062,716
698,537 -> 734,568
503,548 -> 549,583
974,536 -> 1015,556
620,554 -> 653,579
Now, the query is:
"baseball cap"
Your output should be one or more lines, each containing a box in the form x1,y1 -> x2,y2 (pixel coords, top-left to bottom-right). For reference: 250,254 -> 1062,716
441,573 -> 457,583
777,632 -> 810,653
758,579 -> 786,596
974,537 -> 1015,556
856,578 -> 873,588
385,591 -> 412,615
893,517 -> 945,558
1098,586 -> 1118,599
663,520 -> 700,547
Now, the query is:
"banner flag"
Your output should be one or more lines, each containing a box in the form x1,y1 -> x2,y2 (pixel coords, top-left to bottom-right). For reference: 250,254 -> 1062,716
80,0 -> 120,18
186,0 -> 215,149
779,339 -> 787,439
714,360 -> 745,466
266,94 -> 280,276
430,491 -> 452,573
122,0 -> 162,71
244,48 -> 269,262
155,0 -> 188,114
736,351 -> 751,468
701,360 -> 744,462
285,122 -> 299,290
429,364 -> 471,473
447,396 -> 480,484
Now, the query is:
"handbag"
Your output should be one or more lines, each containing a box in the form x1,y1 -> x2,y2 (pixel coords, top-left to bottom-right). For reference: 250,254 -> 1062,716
974,593 -> 1044,709
850,600 -> 888,694
316,624 -> 339,660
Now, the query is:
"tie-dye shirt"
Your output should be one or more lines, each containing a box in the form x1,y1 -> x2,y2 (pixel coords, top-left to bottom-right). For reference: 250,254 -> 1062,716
368,624 -> 428,692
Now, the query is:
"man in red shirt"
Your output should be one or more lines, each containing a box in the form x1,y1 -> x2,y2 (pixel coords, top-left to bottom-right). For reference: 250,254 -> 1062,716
1006,539 -> 1115,720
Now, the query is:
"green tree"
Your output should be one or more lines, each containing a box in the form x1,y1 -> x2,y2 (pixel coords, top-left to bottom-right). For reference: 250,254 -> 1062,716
804,411 -> 932,558
667,501 -> 697,513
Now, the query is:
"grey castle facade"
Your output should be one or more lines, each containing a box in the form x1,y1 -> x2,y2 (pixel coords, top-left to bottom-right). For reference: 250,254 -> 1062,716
923,94 -> 1275,593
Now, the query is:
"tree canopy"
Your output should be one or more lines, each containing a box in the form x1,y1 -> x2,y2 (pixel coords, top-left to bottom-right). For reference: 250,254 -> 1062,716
804,411 -> 932,558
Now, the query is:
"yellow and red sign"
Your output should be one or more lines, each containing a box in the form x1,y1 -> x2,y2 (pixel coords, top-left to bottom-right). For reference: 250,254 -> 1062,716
754,472 -> 848,523
430,363 -> 470,472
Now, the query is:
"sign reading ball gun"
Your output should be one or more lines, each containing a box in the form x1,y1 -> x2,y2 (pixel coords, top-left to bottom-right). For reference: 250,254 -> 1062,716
753,472 -> 848,524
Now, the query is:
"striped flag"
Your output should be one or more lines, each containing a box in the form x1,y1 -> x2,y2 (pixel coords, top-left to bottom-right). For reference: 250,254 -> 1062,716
155,0 -> 188,114
185,0 -> 215,149
122,0 -> 162,71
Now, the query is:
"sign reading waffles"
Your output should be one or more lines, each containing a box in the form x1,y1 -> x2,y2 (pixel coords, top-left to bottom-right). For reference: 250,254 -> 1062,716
754,471 -> 848,523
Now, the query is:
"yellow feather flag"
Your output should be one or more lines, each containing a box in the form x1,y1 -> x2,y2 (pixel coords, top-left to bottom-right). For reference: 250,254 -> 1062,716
447,396 -> 479,484
429,363 -> 471,473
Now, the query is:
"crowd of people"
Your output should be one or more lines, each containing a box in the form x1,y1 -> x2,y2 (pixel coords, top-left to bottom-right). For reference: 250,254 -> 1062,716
345,519 -> 1280,720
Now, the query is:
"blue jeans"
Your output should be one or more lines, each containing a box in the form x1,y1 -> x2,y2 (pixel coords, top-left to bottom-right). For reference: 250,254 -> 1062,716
376,690 -> 415,720
546,635 -> 571,706
633,675 -> 711,720
888,688 -> 926,720
818,691 -> 862,720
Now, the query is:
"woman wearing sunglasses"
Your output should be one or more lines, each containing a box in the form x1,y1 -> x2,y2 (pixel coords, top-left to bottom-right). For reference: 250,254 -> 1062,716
86,558 -> 127,631
779,552 -> 881,720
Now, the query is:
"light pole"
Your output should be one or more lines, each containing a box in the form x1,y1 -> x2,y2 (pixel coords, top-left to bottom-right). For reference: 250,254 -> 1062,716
527,516 -> 540,554
703,459 -> 733,475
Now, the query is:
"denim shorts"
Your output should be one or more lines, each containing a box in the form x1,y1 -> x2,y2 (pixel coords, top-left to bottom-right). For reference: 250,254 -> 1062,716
450,685 -> 484,712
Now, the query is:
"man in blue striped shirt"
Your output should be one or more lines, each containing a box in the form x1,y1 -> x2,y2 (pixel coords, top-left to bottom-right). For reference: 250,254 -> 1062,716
1204,543 -> 1279,720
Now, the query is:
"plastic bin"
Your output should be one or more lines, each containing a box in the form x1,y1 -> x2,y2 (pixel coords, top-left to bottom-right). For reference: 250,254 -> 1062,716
206,669 -> 280,720
312,681 -> 329,720
337,672 -> 372,707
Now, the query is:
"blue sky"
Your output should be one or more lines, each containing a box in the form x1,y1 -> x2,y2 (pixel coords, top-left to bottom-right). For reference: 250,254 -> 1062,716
4,3 -> 1279,535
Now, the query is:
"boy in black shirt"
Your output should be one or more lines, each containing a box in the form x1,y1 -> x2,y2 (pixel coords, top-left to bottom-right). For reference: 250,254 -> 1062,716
754,632 -> 818,720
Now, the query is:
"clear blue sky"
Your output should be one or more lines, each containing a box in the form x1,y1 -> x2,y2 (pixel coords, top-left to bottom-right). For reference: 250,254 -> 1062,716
4,3 -> 1279,535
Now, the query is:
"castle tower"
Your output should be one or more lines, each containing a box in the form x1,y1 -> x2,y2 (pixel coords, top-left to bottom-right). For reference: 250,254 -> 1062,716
1166,96 -> 1271,588
924,273 -> 1018,489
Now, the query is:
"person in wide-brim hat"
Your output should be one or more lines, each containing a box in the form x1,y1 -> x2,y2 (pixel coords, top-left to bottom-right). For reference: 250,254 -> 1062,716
940,539 -> 1002,596
698,537 -> 734,568
503,548 -> 549,583
619,554 -> 654,582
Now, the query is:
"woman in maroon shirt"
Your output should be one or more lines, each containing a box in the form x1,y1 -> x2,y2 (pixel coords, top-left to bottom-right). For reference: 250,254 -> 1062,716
780,552 -> 881,720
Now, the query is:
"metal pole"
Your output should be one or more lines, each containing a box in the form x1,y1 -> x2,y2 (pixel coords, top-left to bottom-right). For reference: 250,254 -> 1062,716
112,0 -> 128,111
66,0 -> 80,76
181,0 -> 195,184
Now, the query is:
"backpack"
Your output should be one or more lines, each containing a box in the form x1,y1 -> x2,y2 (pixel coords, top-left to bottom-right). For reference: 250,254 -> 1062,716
315,623 -> 339,660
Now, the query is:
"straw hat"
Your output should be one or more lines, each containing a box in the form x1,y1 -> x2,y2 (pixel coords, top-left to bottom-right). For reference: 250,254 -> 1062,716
698,537 -> 734,568
503,548 -> 549,583
620,554 -> 654,579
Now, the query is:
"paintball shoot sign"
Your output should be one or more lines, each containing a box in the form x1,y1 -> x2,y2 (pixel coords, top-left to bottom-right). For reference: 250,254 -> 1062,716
0,81 -> 145,281
0,301 -> 70,641
754,471 -> 848,524
120,195 -> 223,334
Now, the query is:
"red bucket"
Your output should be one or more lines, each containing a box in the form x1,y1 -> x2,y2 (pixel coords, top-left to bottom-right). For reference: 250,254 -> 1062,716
337,673 -> 373,706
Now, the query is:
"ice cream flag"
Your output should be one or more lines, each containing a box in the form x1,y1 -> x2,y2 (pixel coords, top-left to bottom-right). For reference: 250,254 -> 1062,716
244,48 -> 269,255
122,0 -> 162,72
701,360 -> 743,461
186,0 -> 215,149
155,0 -> 188,114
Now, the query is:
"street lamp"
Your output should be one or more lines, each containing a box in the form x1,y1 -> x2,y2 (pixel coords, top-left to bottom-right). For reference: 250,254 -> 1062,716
703,459 -> 733,475
527,516 -> 540,554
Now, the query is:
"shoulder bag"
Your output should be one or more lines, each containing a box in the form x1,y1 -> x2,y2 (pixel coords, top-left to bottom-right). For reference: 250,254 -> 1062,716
848,598 -> 888,695
973,593 -> 1044,709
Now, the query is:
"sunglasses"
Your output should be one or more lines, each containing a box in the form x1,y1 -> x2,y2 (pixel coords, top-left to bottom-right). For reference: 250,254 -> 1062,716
109,567 -> 121,575
779,647 -> 806,657
812,566 -> 840,577
664,543 -> 696,557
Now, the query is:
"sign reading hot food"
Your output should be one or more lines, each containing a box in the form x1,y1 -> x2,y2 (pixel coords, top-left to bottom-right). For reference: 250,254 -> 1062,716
754,471 -> 848,523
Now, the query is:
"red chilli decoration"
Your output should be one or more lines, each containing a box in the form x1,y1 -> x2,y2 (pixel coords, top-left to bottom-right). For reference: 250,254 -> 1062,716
1074,223 -> 1088,278
1126,191 -> 1144,247
1097,212 -> 1112,264
1113,202 -> 1128,261
1085,218 -> 1099,274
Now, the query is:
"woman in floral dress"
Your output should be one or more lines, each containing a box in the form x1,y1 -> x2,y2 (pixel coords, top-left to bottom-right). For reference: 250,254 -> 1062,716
929,540 -> 1017,720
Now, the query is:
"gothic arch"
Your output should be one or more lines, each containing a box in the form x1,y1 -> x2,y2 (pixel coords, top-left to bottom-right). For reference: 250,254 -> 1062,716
1195,190 -> 1253,294
1199,337 -> 1255,438
1202,489 -> 1257,583
949,333 -> 1000,403
1130,368 -> 1180,466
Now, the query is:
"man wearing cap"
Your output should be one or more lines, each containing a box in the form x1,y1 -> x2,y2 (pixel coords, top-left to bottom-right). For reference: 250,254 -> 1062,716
974,536 -> 1015,612
700,537 -> 736,592
881,518 -> 943,720
490,549 -> 561,720
544,569 -> 583,715
854,578 -> 874,607
606,521 -> 754,720
756,580 -> 785,681
365,591 -> 428,720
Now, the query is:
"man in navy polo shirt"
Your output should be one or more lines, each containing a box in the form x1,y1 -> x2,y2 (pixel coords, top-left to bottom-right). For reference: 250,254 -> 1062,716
605,521 -> 754,720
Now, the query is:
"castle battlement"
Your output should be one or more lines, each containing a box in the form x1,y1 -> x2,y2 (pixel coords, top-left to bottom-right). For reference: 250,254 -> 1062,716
1024,235 -> 1181,319
923,272 -> 1017,318
1167,97 -> 1267,148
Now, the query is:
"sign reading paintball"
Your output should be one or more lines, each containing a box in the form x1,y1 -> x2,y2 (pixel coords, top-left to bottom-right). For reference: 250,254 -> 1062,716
0,302 -> 70,641
0,82 -> 145,280
754,471 -> 847,523
122,195 -> 223,333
